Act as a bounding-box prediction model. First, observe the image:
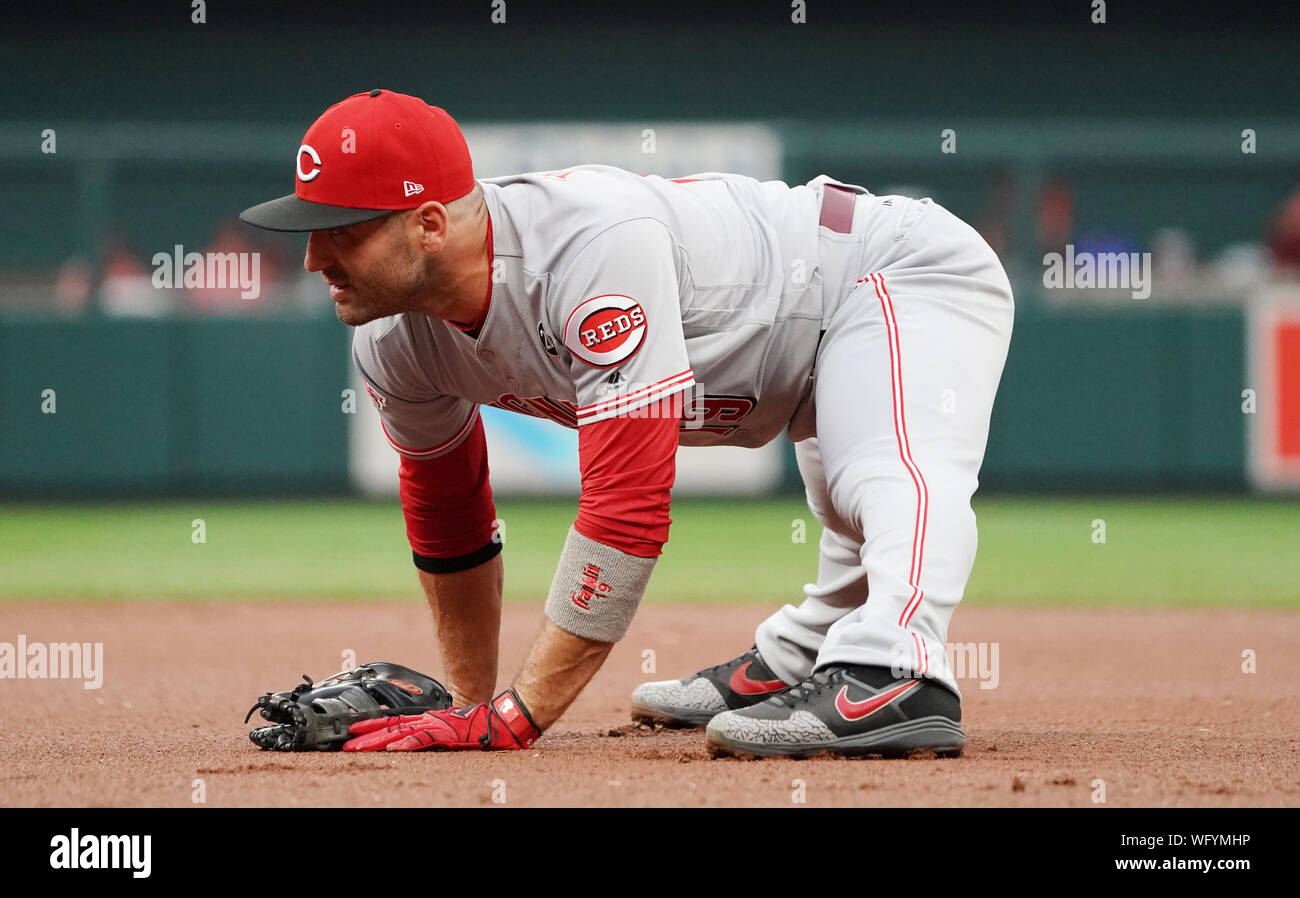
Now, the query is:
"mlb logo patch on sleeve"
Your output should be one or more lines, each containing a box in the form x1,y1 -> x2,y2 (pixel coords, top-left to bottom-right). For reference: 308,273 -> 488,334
564,294 -> 647,368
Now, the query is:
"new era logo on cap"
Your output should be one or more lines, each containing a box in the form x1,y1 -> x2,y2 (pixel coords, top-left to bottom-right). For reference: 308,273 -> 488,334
403,180 -> 424,197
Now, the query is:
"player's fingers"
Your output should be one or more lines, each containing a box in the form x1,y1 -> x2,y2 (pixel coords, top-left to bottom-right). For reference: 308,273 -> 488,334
342,727 -> 409,751
346,718 -> 390,735
348,713 -> 426,735
342,718 -> 429,751
385,731 -> 442,752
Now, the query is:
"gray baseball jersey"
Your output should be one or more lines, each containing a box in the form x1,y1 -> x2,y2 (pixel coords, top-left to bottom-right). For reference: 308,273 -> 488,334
352,165 -> 865,456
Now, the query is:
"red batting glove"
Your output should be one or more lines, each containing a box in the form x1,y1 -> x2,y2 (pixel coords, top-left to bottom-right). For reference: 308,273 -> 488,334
342,688 -> 541,752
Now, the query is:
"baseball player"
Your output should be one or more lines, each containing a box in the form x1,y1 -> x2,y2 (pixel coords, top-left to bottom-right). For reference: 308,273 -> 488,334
240,90 -> 1013,758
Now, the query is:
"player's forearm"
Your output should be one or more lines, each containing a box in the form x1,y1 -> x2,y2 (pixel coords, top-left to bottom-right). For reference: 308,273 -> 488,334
511,524 -> 658,730
418,555 -> 502,706
512,621 -> 615,730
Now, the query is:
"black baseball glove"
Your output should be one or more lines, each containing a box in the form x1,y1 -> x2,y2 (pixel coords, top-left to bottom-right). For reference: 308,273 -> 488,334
245,661 -> 454,751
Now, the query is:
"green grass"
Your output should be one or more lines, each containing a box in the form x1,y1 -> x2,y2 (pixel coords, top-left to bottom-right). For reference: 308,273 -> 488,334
964,497 -> 1300,606
0,497 -> 1297,607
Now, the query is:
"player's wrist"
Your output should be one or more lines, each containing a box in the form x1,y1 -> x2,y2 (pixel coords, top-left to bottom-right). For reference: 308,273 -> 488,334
489,688 -> 542,748
545,525 -> 656,643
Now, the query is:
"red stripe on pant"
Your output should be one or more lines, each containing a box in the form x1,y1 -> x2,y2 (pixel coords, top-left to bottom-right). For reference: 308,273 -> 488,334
865,272 -> 931,674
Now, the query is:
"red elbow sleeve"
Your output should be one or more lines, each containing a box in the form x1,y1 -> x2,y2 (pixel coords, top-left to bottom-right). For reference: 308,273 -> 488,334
398,414 -> 499,567
576,414 -> 678,557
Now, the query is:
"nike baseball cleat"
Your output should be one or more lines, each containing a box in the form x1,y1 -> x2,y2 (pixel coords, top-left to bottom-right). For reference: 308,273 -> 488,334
630,646 -> 792,728
705,664 -> 965,759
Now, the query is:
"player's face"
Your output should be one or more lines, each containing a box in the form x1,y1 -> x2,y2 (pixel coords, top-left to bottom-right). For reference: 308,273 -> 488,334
304,214 -> 431,326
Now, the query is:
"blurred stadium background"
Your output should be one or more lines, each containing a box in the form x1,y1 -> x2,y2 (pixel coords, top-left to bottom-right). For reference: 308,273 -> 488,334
1,1 -> 1298,606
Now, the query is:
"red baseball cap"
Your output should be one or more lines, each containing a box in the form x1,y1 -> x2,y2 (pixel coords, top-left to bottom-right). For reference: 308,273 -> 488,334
240,89 -> 475,232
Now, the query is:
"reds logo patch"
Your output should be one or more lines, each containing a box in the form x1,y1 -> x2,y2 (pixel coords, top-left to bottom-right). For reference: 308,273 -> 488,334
563,294 -> 647,368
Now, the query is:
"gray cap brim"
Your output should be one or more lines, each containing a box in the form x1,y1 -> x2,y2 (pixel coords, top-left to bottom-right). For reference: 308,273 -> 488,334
239,193 -> 394,233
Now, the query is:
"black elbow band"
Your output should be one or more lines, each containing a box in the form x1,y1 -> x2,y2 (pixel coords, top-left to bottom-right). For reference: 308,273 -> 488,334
412,538 -> 502,574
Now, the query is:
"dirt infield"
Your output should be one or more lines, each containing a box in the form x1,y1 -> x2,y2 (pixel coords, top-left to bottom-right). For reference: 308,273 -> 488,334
0,602 -> 1296,807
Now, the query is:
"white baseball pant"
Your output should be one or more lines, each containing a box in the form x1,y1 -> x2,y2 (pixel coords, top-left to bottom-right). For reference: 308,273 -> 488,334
755,193 -> 1014,698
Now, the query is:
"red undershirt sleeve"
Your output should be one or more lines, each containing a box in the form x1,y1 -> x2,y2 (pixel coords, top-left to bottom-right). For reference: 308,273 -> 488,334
575,410 -> 679,558
398,414 -> 501,573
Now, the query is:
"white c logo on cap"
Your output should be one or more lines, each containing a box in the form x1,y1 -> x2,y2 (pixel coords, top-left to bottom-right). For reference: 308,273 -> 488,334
296,144 -> 322,182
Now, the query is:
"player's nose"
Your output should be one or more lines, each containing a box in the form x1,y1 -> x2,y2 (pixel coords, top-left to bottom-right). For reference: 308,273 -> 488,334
303,231 -> 333,272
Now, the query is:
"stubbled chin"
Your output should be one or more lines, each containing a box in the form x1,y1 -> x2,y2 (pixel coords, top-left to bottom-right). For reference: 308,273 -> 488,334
334,303 -> 372,327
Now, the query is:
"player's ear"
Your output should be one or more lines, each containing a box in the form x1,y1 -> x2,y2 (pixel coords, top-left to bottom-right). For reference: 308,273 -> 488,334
411,201 -> 451,253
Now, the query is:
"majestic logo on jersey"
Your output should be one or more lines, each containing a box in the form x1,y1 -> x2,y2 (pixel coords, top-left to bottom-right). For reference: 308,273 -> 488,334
563,294 -> 647,368
296,144 -> 322,182
537,322 -> 559,356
